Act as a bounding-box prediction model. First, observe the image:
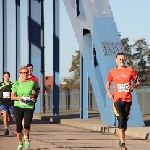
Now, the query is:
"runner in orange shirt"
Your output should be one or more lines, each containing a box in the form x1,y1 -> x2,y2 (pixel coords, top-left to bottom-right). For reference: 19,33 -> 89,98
106,52 -> 142,150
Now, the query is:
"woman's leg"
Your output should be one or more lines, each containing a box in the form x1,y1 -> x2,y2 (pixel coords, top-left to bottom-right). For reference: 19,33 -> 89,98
14,107 -> 24,143
23,109 -> 33,148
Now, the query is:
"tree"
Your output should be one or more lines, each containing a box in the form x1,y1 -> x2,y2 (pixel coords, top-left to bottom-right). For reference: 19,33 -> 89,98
132,38 -> 149,85
69,50 -> 80,83
62,50 -> 92,89
62,50 -> 80,89
61,76 -> 80,90
45,85 -> 51,92
121,38 -> 133,67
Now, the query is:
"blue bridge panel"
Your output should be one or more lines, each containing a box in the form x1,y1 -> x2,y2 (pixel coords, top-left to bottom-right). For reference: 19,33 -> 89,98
29,0 -> 41,113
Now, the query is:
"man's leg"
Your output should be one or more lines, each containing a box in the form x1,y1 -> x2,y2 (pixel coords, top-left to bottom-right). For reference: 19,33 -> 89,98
23,109 -> 33,148
114,101 -> 127,149
124,102 -> 132,131
118,128 -> 125,144
1,105 -> 9,135
0,105 -> 2,116
8,106 -> 14,125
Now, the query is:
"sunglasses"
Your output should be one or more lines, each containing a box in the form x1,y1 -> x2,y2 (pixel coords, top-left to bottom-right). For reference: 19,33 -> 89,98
119,59 -> 126,61
20,72 -> 28,74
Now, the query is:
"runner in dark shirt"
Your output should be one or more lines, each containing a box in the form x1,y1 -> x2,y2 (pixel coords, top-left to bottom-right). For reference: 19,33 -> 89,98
0,72 -> 14,135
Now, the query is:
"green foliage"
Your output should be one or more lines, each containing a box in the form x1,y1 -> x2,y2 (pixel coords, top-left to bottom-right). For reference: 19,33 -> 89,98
62,50 -> 92,89
61,76 -> 80,90
62,50 -> 80,89
45,85 -> 51,92
121,38 -> 133,67
69,50 -> 80,84
132,39 -> 150,85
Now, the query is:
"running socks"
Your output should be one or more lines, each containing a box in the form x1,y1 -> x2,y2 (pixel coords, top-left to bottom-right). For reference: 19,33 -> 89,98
24,135 -> 28,139
19,142 -> 23,145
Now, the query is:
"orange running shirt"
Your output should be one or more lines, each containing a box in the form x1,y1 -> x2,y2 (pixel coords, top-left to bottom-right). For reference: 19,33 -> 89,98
107,66 -> 138,102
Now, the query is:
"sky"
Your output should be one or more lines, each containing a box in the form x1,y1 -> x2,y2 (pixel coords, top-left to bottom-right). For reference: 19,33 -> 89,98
108,0 -> 150,44
0,0 -> 150,82
44,0 -> 79,82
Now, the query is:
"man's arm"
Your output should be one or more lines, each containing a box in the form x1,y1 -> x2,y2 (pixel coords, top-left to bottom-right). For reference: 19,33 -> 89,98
106,81 -> 113,98
128,70 -> 142,91
131,69 -> 142,89
133,77 -> 142,88
36,78 -> 40,95
127,78 -> 141,92
106,81 -> 111,93
106,71 -> 113,98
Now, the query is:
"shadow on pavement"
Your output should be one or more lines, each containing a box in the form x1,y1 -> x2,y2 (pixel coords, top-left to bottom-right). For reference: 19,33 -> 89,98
32,112 -> 101,124
1,111 -> 150,126
144,119 -> 150,126
34,112 -> 150,127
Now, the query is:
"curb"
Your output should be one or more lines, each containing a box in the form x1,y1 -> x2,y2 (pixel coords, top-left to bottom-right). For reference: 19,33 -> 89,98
108,128 -> 150,140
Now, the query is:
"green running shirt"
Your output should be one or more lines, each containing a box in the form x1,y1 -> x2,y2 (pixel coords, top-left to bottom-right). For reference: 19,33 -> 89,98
11,80 -> 37,109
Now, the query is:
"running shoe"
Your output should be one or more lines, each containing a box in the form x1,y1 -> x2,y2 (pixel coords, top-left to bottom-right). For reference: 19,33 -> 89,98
121,147 -> 127,150
117,139 -> 122,147
4,130 -> 9,135
24,138 -> 30,148
16,142 -> 23,150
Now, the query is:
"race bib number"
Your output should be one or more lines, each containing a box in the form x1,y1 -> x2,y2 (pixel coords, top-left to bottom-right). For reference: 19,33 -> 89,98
117,83 -> 129,92
3,92 -> 10,98
20,97 -> 31,105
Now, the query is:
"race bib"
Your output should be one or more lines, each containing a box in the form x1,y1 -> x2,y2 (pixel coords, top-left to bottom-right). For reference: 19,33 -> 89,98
117,83 -> 129,92
3,92 -> 10,98
20,97 -> 31,105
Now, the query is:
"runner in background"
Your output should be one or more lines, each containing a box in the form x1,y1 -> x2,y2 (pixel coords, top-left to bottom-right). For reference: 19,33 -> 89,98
27,63 -> 47,95
27,64 -> 40,92
27,63 -> 47,100
27,64 -> 41,110
0,72 -> 14,135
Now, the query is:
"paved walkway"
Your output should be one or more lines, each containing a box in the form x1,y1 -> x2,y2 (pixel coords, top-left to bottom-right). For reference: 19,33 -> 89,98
0,120 -> 150,150
1,111 -> 150,150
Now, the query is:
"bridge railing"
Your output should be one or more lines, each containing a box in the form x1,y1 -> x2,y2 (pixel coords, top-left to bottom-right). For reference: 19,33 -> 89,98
45,86 -> 150,115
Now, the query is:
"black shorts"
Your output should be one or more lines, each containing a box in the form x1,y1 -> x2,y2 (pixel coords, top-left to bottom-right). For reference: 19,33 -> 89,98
14,106 -> 33,132
113,100 -> 132,129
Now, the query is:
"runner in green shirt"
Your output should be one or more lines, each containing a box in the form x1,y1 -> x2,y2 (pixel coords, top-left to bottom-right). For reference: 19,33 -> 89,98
11,66 -> 37,150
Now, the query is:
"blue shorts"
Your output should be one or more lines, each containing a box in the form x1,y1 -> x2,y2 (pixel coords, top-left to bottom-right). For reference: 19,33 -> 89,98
0,105 -> 14,116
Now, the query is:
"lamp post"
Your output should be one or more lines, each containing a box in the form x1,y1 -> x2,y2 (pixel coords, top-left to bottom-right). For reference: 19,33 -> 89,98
40,0 -> 45,113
